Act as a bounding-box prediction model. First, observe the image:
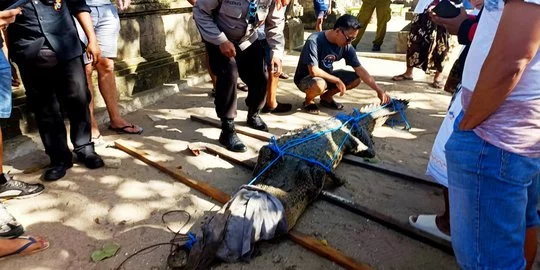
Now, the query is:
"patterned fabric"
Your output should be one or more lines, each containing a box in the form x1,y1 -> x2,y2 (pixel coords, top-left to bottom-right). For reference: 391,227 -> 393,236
406,13 -> 450,73
444,46 -> 469,94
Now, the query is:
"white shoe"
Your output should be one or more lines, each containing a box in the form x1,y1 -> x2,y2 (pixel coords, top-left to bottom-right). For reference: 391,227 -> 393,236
409,214 -> 451,242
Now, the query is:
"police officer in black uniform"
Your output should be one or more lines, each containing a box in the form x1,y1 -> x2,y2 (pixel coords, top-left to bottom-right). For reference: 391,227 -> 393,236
3,0 -> 105,180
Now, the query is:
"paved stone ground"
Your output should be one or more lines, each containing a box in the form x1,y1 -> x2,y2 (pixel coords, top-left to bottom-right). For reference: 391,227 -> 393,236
2,16 -> 539,270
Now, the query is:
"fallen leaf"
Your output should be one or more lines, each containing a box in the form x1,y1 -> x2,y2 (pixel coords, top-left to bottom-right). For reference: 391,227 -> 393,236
91,243 -> 121,262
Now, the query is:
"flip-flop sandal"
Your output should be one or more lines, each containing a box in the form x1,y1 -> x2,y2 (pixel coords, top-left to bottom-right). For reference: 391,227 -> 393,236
431,81 -> 444,89
108,125 -> 144,135
0,236 -> 50,260
391,74 -> 413,81
408,214 -> 451,242
236,83 -> 248,92
320,99 -> 344,110
303,103 -> 320,115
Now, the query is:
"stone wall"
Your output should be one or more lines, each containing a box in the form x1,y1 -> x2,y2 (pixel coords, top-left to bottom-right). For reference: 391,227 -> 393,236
2,0 -> 207,139
298,0 -> 362,29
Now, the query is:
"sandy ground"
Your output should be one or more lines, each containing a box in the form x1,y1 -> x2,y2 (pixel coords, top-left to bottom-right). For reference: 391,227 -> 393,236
2,18 -> 538,270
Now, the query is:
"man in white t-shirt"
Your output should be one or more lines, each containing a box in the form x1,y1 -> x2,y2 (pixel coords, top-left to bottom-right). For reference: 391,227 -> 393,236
443,0 -> 540,268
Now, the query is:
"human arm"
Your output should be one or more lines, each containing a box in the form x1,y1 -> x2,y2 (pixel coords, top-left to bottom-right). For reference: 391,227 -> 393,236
193,0 -> 236,57
74,12 -> 101,65
0,9 -> 22,86
265,0 -> 286,75
430,8 -> 481,44
459,0 -> 540,130
117,0 -> 131,11
354,65 -> 390,104
0,8 -> 20,30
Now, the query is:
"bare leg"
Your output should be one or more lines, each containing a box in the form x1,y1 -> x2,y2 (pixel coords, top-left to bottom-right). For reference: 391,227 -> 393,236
95,58 -> 142,134
304,79 -> 327,105
433,71 -> 442,83
435,187 -> 451,235
265,71 -> 279,109
315,18 -> 324,32
525,227 -> 537,270
84,64 -> 100,138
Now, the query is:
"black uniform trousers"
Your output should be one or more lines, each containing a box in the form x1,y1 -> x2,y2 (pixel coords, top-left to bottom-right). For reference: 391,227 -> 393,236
206,39 -> 268,120
18,49 -> 93,164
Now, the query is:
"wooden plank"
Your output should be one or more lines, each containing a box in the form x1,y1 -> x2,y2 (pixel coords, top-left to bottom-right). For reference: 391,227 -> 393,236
204,144 -> 258,170
190,115 -> 271,142
289,231 -> 373,270
114,140 -> 372,270
189,114 -> 438,187
114,140 -> 230,204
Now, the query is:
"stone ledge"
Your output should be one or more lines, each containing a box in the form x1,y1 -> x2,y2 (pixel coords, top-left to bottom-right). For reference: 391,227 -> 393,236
357,52 -> 406,62
2,73 -> 210,162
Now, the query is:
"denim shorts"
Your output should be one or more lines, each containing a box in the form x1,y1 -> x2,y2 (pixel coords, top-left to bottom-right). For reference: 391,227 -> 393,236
0,50 -> 12,119
295,70 -> 359,92
76,4 -> 121,64
445,111 -> 540,269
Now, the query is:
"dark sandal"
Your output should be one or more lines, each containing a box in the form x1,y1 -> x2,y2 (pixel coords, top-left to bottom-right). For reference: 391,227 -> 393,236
262,102 -> 293,114
303,103 -> 320,115
0,236 -> 50,260
108,124 -> 143,135
320,99 -> 344,110
391,74 -> 413,81
431,81 -> 444,89
236,83 -> 248,92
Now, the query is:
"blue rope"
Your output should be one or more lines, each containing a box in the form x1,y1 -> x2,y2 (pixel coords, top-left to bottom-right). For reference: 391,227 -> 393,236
388,99 -> 411,130
184,232 -> 197,250
247,99 -> 402,186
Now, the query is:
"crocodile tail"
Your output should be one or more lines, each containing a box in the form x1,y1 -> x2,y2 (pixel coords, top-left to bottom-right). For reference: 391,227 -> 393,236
358,99 -> 409,133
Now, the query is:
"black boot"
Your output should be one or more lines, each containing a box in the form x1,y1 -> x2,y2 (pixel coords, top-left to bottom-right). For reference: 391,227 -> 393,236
74,144 -> 105,169
219,120 -> 247,153
247,110 -> 268,131
44,160 -> 73,181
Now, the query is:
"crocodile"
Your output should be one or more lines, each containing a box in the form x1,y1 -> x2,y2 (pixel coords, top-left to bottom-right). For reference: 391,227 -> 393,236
179,99 -> 409,269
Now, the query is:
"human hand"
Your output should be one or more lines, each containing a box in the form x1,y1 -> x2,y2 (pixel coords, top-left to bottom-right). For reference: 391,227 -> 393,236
219,40 -> 236,58
0,8 -> 22,30
86,42 -> 102,66
276,0 -> 290,10
271,56 -> 282,76
335,79 -> 346,96
117,0 -> 132,11
377,90 -> 391,105
11,64 -> 20,87
429,7 -> 468,35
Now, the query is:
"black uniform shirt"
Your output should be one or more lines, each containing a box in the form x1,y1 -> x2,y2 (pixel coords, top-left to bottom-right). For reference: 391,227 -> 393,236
3,0 -> 90,63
